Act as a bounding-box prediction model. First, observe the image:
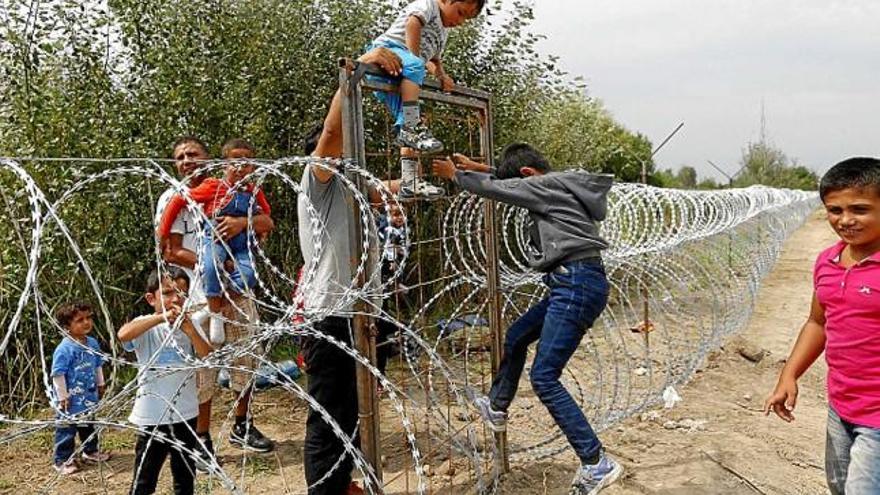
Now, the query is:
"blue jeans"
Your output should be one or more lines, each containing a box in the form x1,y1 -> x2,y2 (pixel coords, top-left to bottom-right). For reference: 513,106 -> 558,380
488,259 -> 609,463
366,40 -> 427,131
54,424 -> 98,465
202,191 -> 258,298
826,407 -> 880,494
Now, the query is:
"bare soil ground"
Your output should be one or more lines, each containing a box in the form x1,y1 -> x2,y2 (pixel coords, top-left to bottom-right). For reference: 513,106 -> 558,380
0,211 -> 836,494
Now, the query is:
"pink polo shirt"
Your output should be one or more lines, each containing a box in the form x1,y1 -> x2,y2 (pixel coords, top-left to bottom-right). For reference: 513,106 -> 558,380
815,241 -> 880,428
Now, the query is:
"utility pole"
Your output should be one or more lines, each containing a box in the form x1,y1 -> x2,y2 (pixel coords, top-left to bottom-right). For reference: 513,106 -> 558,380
706,159 -> 748,189
640,122 -> 685,184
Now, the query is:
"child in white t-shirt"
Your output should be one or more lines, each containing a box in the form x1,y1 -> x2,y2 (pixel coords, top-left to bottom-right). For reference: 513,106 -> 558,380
118,267 -> 213,493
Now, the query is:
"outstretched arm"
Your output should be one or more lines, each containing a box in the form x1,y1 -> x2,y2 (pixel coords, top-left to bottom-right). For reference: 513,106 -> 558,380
452,153 -> 491,173
432,158 -> 547,212
311,48 -> 403,165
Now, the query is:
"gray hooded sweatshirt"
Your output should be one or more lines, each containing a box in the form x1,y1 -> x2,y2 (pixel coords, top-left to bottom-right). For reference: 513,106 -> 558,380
454,169 -> 613,272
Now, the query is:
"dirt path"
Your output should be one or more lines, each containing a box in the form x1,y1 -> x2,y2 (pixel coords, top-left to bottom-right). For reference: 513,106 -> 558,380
502,210 -> 836,495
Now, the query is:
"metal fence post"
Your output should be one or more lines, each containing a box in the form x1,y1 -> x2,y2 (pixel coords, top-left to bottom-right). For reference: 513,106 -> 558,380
479,102 -> 510,473
339,59 -> 384,489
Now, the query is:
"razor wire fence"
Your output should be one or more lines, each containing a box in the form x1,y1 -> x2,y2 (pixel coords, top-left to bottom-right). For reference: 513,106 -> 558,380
0,149 -> 817,495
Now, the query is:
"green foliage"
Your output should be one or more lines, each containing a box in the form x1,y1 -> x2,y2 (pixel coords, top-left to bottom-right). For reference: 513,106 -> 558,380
734,141 -> 818,190
697,177 -> 721,190
0,0 -> 655,412
1,0 -> 651,164
651,166 -> 720,190
676,166 -> 697,189
521,93 -> 654,181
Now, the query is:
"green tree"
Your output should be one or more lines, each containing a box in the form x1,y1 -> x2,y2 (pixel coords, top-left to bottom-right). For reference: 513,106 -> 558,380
522,93 -> 654,181
697,178 -> 721,190
0,0 -> 659,411
733,140 -> 818,190
676,166 -> 697,189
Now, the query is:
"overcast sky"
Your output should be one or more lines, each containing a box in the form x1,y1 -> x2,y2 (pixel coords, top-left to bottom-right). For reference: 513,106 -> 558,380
522,0 -> 880,181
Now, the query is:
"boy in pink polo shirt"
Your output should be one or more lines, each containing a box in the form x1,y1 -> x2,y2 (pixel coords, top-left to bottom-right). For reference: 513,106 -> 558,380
765,157 -> 880,494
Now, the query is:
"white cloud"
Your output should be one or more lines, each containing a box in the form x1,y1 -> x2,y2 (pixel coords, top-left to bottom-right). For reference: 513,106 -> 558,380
519,0 -> 880,180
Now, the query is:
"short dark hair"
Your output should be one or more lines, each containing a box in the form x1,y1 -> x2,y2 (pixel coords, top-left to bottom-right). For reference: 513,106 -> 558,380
146,266 -> 190,294
819,157 -> 880,201
55,301 -> 93,329
495,143 -> 551,179
303,124 -> 324,156
171,136 -> 208,158
453,0 -> 486,14
222,138 -> 256,158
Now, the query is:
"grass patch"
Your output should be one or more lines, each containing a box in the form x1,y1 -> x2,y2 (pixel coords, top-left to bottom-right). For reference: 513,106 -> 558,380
100,431 -> 135,451
244,455 -> 276,476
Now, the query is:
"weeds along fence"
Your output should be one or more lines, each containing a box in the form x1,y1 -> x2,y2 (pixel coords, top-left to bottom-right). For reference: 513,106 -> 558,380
0,73 -> 818,494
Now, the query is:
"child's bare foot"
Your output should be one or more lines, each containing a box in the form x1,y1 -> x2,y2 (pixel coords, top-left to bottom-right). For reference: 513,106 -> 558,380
53,459 -> 80,475
81,451 -> 111,463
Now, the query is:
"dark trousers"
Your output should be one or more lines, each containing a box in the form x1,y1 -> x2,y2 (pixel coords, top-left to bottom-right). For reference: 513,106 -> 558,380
375,317 -> 398,375
304,316 -> 359,495
130,418 -> 198,495
54,424 -> 98,465
488,260 -> 610,464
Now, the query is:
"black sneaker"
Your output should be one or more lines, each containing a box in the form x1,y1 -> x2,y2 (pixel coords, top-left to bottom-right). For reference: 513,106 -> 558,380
229,422 -> 274,453
395,124 -> 444,153
194,436 -> 215,473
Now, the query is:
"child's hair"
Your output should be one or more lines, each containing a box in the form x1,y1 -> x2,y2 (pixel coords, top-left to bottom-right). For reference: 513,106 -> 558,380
820,157 -> 880,201
171,136 -> 208,157
303,124 -> 324,156
55,301 -> 93,328
495,143 -> 552,180
145,266 -> 190,294
222,138 -> 256,158
452,0 -> 486,14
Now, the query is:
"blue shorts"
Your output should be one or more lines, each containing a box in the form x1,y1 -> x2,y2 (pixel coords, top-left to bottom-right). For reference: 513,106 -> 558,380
366,40 -> 427,131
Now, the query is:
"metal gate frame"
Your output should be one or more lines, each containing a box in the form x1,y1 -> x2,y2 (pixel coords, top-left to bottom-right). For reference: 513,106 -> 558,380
337,57 -> 509,490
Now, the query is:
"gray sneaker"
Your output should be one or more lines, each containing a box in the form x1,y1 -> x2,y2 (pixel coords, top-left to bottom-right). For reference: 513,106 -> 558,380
570,454 -> 623,495
395,124 -> 444,153
474,396 -> 507,432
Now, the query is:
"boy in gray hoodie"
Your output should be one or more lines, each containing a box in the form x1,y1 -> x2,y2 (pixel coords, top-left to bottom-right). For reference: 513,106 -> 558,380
433,144 -> 620,495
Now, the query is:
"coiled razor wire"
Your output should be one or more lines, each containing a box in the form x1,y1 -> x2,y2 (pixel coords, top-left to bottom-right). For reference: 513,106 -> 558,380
0,158 -> 818,493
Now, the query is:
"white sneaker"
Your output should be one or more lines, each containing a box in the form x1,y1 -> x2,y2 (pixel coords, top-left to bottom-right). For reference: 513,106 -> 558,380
570,454 -> 623,494
399,180 -> 444,200
474,396 -> 508,432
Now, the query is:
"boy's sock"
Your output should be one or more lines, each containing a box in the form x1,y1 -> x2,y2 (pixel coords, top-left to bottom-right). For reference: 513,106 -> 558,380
401,157 -> 418,186
402,101 -> 420,128
584,451 -> 601,465
191,308 -> 210,340
209,315 -> 225,345
234,415 -> 247,427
